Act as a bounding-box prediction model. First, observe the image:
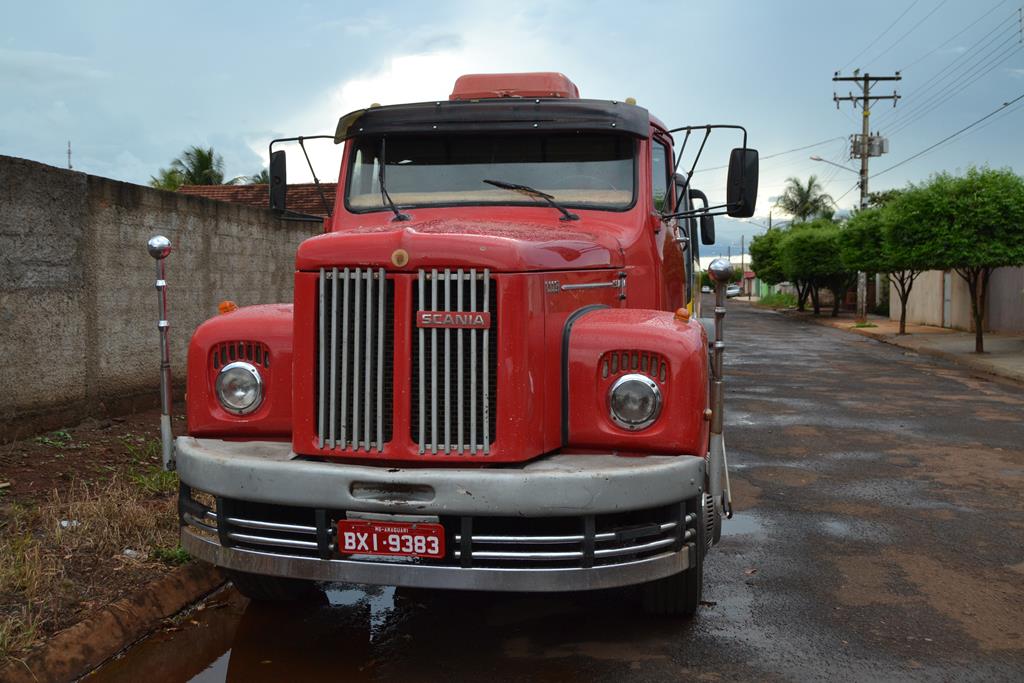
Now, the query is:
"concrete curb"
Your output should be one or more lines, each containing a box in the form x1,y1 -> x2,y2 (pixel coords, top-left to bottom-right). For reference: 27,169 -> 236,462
770,306 -> 1024,386
0,561 -> 224,683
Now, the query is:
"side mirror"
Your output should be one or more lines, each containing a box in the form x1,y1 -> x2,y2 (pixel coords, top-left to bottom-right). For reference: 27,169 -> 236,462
726,148 -> 758,218
689,188 -> 716,245
269,150 -> 287,211
673,172 -> 687,211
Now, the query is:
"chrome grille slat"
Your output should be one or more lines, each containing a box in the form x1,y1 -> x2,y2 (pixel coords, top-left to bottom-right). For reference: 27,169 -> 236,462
482,268 -> 490,454
352,268 -> 361,450
318,267 -> 327,448
418,270 -> 426,454
317,268 -> 392,452
470,268 -> 477,454
225,517 -> 318,535
363,268 -> 373,450
444,268 -> 451,453
227,532 -> 319,550
376,267 -> 385,451
456,268 -> 464,453
430,269 -> 438,455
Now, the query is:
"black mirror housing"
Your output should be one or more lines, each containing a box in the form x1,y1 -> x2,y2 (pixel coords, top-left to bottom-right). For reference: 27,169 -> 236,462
726,148 -> 758,218
700,214 -> 715,245
269,150 -> 287,211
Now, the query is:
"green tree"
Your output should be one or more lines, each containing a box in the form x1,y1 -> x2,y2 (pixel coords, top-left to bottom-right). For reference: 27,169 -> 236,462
885,168 -> 1024,352
149,146 -> 226,189
250,168 -> 270,184
749,228 -> 787,285
840,206 -> 925,334
149,167 -> 184,191
774,175 -> 835,222
780,219 -> 851,316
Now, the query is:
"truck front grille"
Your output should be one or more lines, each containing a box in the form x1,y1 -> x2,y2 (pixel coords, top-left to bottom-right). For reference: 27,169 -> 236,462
316,267 -> 394,452
411,269 -> 498,455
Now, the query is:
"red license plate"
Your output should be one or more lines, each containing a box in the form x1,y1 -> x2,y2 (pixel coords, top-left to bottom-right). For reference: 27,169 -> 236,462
337,520 -> 446,559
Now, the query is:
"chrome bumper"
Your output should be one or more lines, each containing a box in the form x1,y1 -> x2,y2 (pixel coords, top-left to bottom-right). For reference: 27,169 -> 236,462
176,436 -> 704,592
182,529 -> 692,592
175,437 -> 705,516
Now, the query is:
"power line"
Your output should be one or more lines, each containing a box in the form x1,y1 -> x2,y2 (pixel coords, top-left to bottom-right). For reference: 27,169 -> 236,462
834,180 -> 862,203
864,0 -> 950,69
701,137 -> 845,171
899,0 -> 1009,72
873,92 -> 1024,178
840,0 -> 921,72
884,36 -> 1022,136
875,10 -> 1020,127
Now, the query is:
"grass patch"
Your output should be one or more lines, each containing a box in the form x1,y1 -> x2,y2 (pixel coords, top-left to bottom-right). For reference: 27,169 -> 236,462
151,546 -> 190,566
756,292 -> 797,309
34,430 -> 72,449
128,466 -> 179,496
0,477 -> 178,662
852,322 -> 878,328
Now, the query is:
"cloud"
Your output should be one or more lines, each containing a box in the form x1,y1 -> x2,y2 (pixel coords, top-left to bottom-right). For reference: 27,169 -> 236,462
1008,68 -> 1024,79
0,48 -> 108,88
256,8 -> 566,183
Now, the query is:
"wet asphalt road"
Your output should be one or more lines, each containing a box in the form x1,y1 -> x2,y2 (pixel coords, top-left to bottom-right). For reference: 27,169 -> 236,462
89,300 -> 1024,682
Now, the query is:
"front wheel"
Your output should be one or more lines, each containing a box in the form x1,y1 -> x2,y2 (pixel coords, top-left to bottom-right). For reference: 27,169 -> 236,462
226,569 -> 321,602
640,520 -> 704,616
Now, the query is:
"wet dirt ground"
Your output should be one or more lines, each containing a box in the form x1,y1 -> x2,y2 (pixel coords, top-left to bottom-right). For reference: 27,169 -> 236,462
86,300 -> 1024,682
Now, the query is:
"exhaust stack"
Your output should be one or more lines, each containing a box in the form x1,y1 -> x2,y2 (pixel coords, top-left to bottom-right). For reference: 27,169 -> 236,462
706,258 -> 734,521
147,235 -> 175,471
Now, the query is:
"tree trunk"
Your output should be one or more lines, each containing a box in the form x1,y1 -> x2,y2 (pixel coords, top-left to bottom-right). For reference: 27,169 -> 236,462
889,271 -> 917,336
958,267 -> 985,353
796,281 -> 809,312
830,288 -> 841,317
811,286 -> 821,315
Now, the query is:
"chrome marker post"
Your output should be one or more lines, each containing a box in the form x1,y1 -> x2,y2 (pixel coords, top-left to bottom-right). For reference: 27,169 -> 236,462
148,235 -> 175,471
706,258 -> 734,519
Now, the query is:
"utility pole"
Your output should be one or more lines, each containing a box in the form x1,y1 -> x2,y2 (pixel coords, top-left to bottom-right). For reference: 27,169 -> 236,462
833,70 -> 900,322
67,140 -> 72,170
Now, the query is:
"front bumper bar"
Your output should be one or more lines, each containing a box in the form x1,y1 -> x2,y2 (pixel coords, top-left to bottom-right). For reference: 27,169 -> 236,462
176,437 -> 704,591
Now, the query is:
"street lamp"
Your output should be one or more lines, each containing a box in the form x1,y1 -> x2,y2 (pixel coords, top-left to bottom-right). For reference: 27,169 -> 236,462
810,155 -> 869,323
809,155 -> 860,176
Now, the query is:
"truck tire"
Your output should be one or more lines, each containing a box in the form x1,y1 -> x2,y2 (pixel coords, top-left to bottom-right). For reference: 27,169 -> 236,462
226,569 -> 320,602
640,521 -> 704,617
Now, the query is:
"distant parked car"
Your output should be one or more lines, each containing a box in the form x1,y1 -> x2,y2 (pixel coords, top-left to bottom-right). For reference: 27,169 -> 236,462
701,285 -> 712,293
726,284 -> 742,298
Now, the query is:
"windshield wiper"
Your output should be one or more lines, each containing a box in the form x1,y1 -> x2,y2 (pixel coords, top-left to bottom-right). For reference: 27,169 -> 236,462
482,179 -> 579,221
379,137 -> 410,222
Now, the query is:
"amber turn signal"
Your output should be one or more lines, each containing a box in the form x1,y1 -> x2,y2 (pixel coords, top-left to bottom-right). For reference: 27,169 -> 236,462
218,300 -> 238,315
674,308 -> 690,321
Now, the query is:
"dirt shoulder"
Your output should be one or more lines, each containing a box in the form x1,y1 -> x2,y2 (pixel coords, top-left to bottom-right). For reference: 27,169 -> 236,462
0,407 -> 198,667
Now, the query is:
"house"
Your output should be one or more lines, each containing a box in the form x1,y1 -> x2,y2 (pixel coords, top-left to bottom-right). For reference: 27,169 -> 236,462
178,183 -> 337,218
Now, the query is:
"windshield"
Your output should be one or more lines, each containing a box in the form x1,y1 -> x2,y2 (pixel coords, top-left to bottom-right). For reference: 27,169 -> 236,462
345,133 -> 636,213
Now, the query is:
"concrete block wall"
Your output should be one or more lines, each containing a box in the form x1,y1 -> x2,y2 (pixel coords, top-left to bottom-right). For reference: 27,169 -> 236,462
0,155 -> 318,441
889,266 -> 1024,333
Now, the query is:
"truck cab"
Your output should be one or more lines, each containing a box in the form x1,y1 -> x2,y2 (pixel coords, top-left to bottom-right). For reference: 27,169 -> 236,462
173,72 -> 757,616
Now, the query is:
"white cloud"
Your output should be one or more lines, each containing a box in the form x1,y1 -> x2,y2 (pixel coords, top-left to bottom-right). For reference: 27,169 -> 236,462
0,48 -> 108,87
254,9 -> 564,183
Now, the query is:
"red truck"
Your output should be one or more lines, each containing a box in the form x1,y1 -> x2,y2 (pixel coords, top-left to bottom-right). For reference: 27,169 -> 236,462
155,72 -> 758,616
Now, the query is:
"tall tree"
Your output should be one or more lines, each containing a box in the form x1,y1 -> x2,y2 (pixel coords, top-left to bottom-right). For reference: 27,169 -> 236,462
780,220 -> 851,316
774,175 -> 835,223
250,168 -> 270,184
149,167 -> 184,191
149,146 -> 226,189
841,204 -> 925,335
886,168 -> 1024,352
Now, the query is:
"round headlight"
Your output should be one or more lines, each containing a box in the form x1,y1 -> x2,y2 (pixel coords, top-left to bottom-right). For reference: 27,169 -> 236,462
608,373 -> 662,430
216,362 -> 263,415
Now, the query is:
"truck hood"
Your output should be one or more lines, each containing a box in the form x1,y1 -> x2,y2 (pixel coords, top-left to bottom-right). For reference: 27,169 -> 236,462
295,218 -> 625,272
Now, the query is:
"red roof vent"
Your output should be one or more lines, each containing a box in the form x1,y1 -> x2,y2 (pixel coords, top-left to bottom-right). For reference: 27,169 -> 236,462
449,72 -> 580,101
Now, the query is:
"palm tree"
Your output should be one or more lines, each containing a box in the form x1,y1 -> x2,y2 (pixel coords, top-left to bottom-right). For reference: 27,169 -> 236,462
774,175 -> 835,222
149,146 -> 226,189
249,168 -> 270,184
149,167 -> 184,191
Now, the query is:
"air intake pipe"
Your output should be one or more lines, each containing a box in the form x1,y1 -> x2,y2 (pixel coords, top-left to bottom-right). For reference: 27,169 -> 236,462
706,258 -> 734,524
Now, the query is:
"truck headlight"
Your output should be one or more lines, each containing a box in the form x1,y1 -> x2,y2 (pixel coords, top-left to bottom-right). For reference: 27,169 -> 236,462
608,373 -> 661,430
215,362 -> 263,414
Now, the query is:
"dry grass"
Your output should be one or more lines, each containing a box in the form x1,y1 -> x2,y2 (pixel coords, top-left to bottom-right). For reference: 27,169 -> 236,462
0,475 -> 180,662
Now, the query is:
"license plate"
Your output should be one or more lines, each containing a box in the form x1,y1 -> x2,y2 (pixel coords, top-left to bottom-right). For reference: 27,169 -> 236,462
337,520 -> 446,559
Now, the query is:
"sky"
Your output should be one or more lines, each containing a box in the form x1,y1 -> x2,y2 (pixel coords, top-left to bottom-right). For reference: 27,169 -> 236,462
2,0 -> 1023,253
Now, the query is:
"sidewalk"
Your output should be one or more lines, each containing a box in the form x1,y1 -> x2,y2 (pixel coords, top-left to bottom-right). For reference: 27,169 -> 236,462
754,302 -> 1024,385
